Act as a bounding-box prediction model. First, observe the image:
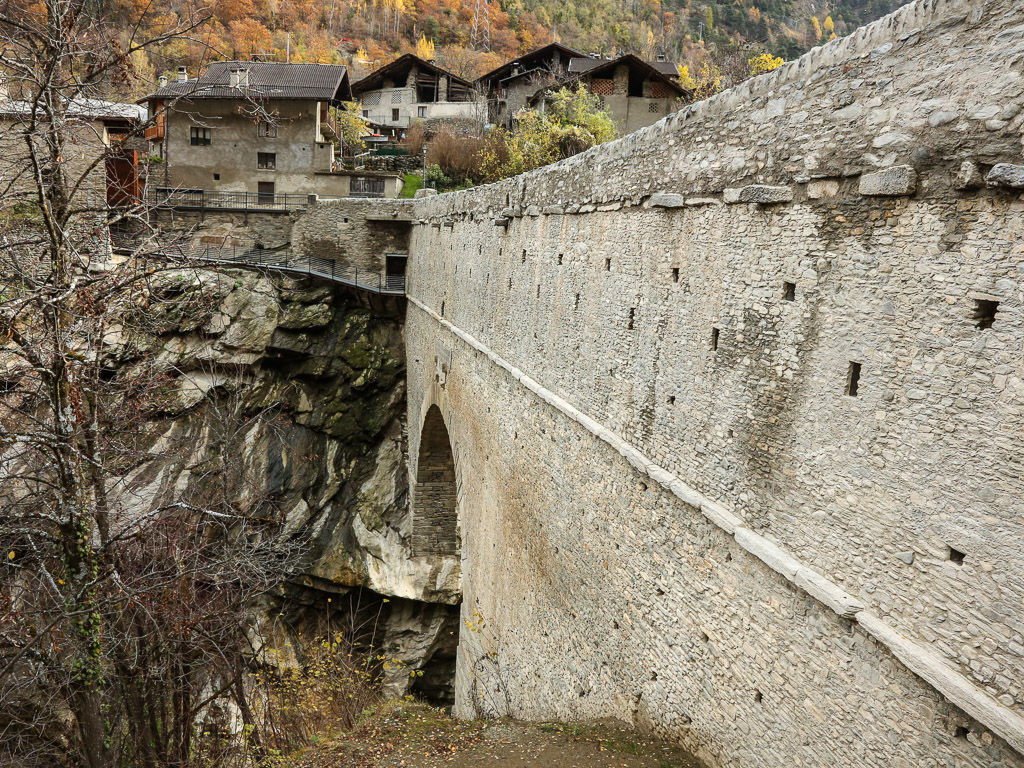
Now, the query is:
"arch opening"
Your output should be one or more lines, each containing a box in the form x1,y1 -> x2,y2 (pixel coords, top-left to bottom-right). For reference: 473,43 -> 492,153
412,405 -> 459,557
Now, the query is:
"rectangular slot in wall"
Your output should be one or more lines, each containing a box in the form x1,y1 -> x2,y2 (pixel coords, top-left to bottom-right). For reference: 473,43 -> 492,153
672,267 -> 680,283
846,362 -> 861,397
783,281 -> 796,301
711,327 -> 720,351
948,546 -> 966,565
973,298 -> 999,329
628,307 -> 636,330
605,258 -> 612,271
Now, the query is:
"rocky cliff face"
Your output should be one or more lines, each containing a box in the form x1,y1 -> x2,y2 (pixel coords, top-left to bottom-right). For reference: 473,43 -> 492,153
106,265 -> 459,702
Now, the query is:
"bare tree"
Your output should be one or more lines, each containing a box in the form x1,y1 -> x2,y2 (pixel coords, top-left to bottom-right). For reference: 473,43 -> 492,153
0,0 -> 308,765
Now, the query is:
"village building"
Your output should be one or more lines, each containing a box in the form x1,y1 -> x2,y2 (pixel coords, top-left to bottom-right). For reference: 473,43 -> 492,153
0,96 -> 146,208
476,42 -> 584,129
352,54 -> 482,131
140,61 -> 403,201
532,54 -> 691,133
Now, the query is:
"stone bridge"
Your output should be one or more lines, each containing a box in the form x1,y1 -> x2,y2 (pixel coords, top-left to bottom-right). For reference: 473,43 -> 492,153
399,1 -> 1024,766
163,1 -> 1024,764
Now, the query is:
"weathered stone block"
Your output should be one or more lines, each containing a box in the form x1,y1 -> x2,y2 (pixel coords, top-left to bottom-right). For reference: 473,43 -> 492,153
955,161 -> 985,190
733,528 -> 801,580
648,192 -> 686,208
986,163 -> 1024,188
859,165 -> 917,196
794,567 -> 864,618
414,188 -> 437,198
737,185 -> 794,204
807,179 -> 840,199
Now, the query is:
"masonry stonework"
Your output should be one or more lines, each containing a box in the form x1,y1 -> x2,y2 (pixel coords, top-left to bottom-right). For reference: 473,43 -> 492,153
292,198 -> 413,272
401,0 -> 1024,765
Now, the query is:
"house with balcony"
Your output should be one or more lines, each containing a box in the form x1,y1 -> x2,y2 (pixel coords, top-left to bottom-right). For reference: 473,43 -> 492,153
139,61 -> 402,200
352,54 -> 482,131
530,54 -> 691,134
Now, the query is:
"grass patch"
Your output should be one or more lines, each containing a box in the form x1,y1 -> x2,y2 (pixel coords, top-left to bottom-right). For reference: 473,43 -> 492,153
399,173 -> 423,198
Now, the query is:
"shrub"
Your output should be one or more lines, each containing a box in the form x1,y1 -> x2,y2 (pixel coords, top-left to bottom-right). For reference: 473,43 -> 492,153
424,163 -> 454,191
246,636 -> 399,762
402,123 -> 427,158
478,86 -> 618,182
427,127 -> 485,183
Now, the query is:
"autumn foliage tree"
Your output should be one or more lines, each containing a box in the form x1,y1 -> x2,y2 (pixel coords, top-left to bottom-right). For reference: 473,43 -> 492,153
478,85 -> 617,181
0,0 -> 304,766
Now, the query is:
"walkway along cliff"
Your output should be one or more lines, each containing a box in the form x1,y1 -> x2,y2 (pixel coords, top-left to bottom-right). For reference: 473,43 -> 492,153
156,1 -> 1024,765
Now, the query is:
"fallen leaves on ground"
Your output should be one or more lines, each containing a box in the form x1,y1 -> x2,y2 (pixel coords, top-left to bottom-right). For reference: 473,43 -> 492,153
280,700 -> 704,768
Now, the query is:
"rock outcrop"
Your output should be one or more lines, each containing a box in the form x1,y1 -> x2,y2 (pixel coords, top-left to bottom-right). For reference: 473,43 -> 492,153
104,265 -> 459,700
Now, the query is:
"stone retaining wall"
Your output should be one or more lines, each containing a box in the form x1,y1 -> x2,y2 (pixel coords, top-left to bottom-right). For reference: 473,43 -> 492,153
291,197 -> 414,273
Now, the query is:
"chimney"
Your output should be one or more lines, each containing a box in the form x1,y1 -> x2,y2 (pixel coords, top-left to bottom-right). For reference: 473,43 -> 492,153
656,53 -> 666,61
177,66 -> 188,82
158,74 -> 168,88
229,67 -> 249,88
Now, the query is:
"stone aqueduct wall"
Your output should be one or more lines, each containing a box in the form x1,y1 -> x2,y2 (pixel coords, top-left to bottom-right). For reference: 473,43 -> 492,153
400,0 -> 1024,766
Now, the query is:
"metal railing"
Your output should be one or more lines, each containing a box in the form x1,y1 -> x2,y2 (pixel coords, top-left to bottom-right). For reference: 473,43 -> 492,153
119,237 -> 406,295
148,188 -> 345,212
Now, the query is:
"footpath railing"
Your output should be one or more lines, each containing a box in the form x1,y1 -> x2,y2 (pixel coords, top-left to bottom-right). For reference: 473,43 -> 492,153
119,238 -> 406,295
148,189 -> 346,212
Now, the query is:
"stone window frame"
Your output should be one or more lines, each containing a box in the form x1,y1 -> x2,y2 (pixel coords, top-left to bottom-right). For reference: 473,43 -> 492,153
256,152 -> 276,170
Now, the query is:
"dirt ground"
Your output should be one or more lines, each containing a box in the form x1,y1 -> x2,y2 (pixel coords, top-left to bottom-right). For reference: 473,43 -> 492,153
283,701 -> 705,768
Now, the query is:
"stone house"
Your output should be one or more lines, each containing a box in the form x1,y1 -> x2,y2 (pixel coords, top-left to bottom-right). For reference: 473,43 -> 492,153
352,54 -> 482,131
476,42 -> 584,129
0,97 -> 146,207
139,62 -> 401,200
531,54 -> 690,134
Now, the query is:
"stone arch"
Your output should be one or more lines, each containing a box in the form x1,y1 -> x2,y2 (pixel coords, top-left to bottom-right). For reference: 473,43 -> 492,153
412,404 -> 459,556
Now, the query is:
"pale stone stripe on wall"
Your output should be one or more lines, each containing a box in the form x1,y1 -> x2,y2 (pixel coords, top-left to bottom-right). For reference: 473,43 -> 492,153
407,294 -> 1024,757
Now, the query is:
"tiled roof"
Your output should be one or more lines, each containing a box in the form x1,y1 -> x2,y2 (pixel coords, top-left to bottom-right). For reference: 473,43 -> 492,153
648,60 -> 680,77
569,57 -> 679,77
530,54 -> 690,101
477,43 -> 587,85
140,62 -> 351,102
352,54 -> 474,95
567,57 -> 602,74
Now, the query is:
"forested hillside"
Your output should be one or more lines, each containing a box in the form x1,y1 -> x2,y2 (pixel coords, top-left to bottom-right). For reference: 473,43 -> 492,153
128,0 -> 908,96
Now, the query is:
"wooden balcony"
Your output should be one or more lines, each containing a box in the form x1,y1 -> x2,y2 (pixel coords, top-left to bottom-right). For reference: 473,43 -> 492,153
144,123 -> 164,141
320,106 -> 339,140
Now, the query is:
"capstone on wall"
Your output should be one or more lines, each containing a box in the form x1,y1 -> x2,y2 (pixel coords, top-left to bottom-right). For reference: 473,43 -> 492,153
405,0 -> 1024,766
